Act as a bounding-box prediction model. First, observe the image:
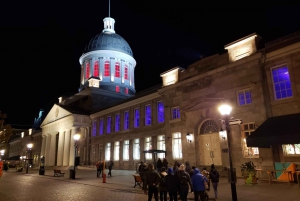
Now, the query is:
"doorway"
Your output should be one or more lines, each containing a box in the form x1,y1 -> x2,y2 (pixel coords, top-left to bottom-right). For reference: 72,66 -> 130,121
199,133 -> 222,166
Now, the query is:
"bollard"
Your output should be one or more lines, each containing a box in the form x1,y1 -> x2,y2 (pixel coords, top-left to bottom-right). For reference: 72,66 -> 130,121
102,173 -> 106,183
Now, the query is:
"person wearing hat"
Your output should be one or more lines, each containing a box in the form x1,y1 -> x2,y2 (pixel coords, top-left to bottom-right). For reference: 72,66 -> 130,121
177,164 -> 193,201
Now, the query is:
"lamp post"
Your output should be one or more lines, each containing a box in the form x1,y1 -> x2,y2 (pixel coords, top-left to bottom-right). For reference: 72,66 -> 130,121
26,143 -> 33,174
218,104 -> 237,201
71,133 -> 80,179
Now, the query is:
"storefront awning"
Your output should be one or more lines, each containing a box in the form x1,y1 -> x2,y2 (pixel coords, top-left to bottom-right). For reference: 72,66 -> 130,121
246,113 -> 300,148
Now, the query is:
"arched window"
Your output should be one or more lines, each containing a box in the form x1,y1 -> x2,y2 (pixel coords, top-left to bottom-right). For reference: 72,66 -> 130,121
85,62 -> 90,79
104,61 -> 110,76
115,62 -> 120,78
94,61 -> 99,77
124,65 -> 128,80
200,120 -> 219,134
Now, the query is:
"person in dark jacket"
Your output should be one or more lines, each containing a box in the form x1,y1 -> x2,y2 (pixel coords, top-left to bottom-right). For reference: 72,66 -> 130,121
177,164 -> 193,201
185,161 -> 192,175
162,158 -> 168,169
159,167 -> 168,201
140,163 -> 148,183
157,158 -> 163,172
210,164 -> 220,199
143,163 -> 161,201
191,168 -> 209,201
165,168 -> 180,201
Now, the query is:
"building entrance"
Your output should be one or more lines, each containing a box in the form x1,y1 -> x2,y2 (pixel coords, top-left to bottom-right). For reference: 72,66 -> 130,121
199,133 -> 222,166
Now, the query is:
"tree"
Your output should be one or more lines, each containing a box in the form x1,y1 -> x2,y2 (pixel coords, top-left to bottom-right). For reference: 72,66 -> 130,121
0,111 -> 13,149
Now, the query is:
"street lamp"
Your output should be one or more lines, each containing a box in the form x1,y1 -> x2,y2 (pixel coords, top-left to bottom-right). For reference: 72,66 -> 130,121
71,133 -> 80,179
0,149 -> 5,160
26,143 -> 33,174
218,104 -> 237,201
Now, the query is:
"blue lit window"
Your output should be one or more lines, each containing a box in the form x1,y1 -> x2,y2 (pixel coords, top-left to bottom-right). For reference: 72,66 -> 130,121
157,101 -> 164,123
145,105 -> 152,126
124,111 -> 129,130
107,116 -> 111,134
92,121 -> 96,136
99,118 -> 104,135
171,107 -> 180,119
134,108 -> 140,128
237,89 -> 252,106
272,65 -> 293,100
115,114 -> 120,132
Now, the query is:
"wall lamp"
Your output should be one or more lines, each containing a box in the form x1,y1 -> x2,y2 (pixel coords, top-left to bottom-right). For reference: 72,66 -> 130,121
186,133 -> 193,143
219,129 -> 227,140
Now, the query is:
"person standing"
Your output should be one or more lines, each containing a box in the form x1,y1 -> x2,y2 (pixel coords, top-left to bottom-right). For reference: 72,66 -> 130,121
143,163 -> 161,201
185,161 -> 192,176
157,158 -> 163,172
96,161 -> 101,177
108,158 -> 114,177
191,168 -> 209,201
210,164 -> 220,200
162,158 -> 168,169
159,167 -> 168,201
177,164 -> 193,201
165,168 -> 180,201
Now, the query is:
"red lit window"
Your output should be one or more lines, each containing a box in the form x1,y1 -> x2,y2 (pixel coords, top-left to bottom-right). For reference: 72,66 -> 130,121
85,62 -> 90,79
94,61 -> 99,77
124,65 -> 128,80
115,63 -> 120,78
116,86 -> 120,92
104,61 -> 110,76
125,88 -> 128,94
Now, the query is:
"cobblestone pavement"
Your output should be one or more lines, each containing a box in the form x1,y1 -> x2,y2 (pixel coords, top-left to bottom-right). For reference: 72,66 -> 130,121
0,168 -> 300,201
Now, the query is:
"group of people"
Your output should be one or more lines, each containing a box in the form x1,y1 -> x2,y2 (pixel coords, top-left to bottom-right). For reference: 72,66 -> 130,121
141,161 -> 220,201
95,159 -> 114,178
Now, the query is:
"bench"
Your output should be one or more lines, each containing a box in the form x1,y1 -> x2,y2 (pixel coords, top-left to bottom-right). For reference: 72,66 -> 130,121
53,170 -> 65,177
132,174 -> 142,188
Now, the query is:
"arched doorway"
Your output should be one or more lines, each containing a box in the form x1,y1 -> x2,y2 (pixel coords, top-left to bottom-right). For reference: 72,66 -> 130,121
199,119 -> 222,166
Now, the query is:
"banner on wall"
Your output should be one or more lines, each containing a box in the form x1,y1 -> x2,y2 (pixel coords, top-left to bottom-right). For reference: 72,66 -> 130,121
0,161 -> 3,177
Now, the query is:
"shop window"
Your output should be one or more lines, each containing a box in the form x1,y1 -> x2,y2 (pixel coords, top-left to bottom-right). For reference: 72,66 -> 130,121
242,122 -> 259,158
283,144 -> 300,156
173,132 -> 182,159
114,141 -> 119,161
105,143 -> 111,160
157,135 -> 165,158
145,137 -> 152,159
123,140 -> 129,161
133,139 -> 140,160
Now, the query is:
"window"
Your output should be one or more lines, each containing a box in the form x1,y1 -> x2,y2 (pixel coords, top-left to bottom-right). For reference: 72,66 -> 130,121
92,121 -> 96,137
133,139 -> 140,160
157,101 -> 165,123
237,89 -> 252,105
125,88 -> 128,94
134,108 -> 140,128
171,106 -> 180,119
145,137 -> 152,159
145,105 -> 152,126
85,62 -> 90,79
116,86 -> 120,92
115,114 -> 120,132
94,60 -> 99,77
107,116 -> 111,134
105,143 -> 111,160
99,118 -> 104,135
104,61 -> 110,76
242,123 -> 259,158
271,65 -> 292,100
114,141 -> 119,161
115,62 -> 120,78
123,140 -> 129,161
283,144 -> 300,156
124,111 -> 129,130
157,135 -> 166,158
124,65 -> 128,80
173,133 -> 182,159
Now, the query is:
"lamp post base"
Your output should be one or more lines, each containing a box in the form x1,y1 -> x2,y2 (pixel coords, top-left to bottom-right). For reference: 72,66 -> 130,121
69,170 -> 75,179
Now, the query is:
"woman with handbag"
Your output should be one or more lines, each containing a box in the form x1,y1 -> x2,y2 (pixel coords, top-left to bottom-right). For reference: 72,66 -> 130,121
191,168 -> 209,201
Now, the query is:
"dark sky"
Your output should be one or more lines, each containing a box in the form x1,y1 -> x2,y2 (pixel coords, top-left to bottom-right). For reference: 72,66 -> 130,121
1,1 -> 300,127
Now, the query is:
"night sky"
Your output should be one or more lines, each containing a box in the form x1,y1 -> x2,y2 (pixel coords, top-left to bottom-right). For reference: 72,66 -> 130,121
1,1 -> 300,127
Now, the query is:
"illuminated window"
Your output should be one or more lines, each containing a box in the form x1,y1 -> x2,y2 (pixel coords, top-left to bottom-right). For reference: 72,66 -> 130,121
171,106 -> 180,119
85,62 -> 90,79
134,108 -> 139,128
145,137 -> 152,159
94,60 -> 99,77
124,65 -> 128,80
115,62 -> 120,78
173,133 -> 182,159
99,118 -> 104,135
242,123 -> 259,158
157,135 -> 165,159
272,65 -> 292,100
21,132 -> 24,138
237,89 -> 252,106
116,86 -> 120,92
123,140 -> 129,161
283,144 -> 300,156
107,116 -> 111,134
124,111 -> 129,130
157,101 -> 164,123
133,139 -> 140,160
104,61 -> 110,76
92,121 -> 96,136
105,143 -> 111,160
145,105 -> 152,126
125,88 -> 128,94
115,114 -> 120,132
114,141 -> 119,161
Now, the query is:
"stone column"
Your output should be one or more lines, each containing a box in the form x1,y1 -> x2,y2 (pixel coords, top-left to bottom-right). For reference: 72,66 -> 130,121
129,139 -> 134,169
69,128 -> 76,166
140,138 -> 145,162
63,129 -> 71,166
49,133 -> 57,166
56,131 -> 65,166
41,135 -> 46,157
119,140 -> 123,169
152,136 -> 157,150
45,134 -> 51,166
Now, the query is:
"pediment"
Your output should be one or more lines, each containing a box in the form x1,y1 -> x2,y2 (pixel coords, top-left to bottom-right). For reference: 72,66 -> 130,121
41,104 -> 72,127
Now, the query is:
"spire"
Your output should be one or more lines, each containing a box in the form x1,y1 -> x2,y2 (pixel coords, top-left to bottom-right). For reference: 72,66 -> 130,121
103,0 -> 115,33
